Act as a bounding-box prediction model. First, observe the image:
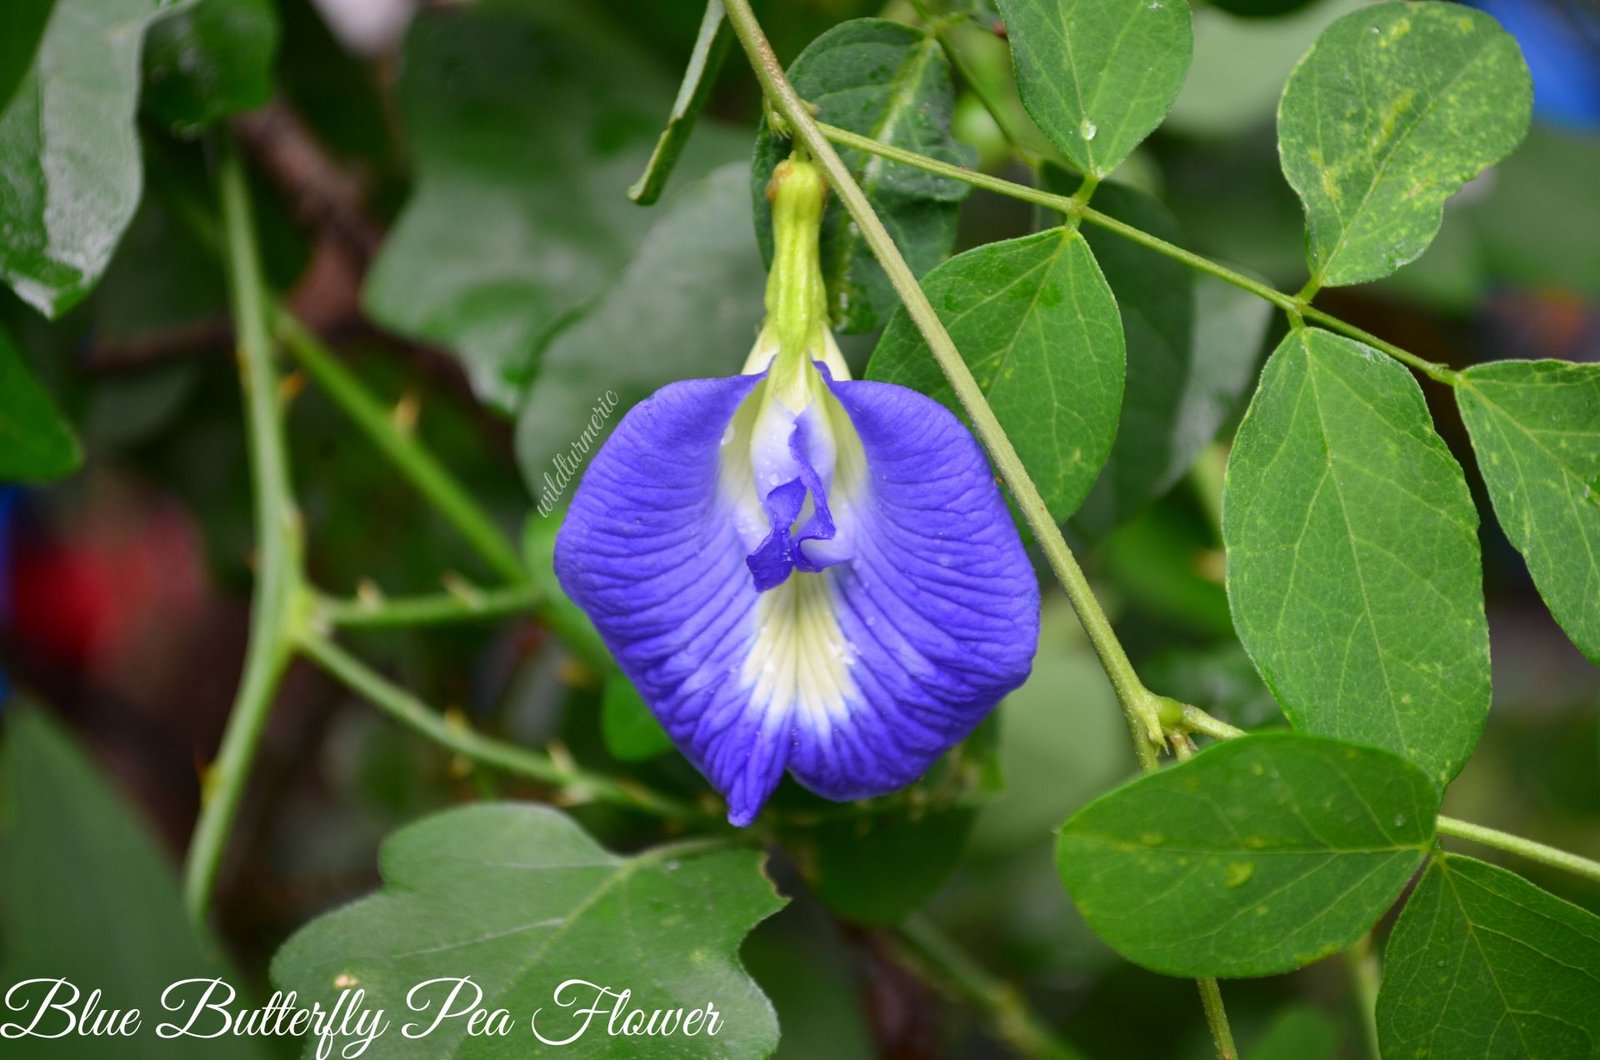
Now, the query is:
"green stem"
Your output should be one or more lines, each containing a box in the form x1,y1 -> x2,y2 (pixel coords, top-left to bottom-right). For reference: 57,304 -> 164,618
723,0 -> 1162,770
274,310 -> 527,585
1436,816 -> 1600,886
820,121 -> 1075,215
318,583 -> 542,629
1181,706 -> 1246,741
1346,931 -> 1382,1060
182,142 -> 306,925
295,631 -> 708,823
1195,978 -> 1238,1060
813,122 -> 1460,385
896,917 -> 1087,1060
1301,304 -> 1460,385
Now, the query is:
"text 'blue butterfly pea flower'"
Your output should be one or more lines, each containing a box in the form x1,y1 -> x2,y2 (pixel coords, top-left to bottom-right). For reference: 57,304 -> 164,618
555,158 -> 1040,825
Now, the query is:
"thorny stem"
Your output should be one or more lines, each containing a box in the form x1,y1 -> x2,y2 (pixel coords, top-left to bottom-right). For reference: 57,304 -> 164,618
296,631 -> 710,824
813,122 -> 1461,385
896,917 -> 1088,1060
182,142 -> 306,925
722,0 -> 1165,773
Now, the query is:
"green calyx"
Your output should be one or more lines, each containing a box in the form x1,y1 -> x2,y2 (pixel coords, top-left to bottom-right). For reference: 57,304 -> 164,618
764,156 -> 831,408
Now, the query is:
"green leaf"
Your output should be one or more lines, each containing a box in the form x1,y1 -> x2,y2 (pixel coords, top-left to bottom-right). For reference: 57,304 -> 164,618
1377,854 -> 1600,1057
1077,269 -> 1270,536
364,8 -> 743,410
0,325 -> 80,482
969,596 -> 1129,858
1102,502 -> 1234,638
0,709 -> 261,1059
752,18 -> 972,333
775,720 -> 996,925
866,228 -> 1125,522
1070,183 -> 1268,536
768,714 -> 996,925
142,0 -> 279,134
272,804 -> 785,1059
0,0 -> 52,113
799,808 -> 976,925
516,163 -> 764,500
1068,181 -> 1192,534
1252,1006 -> 1341,1060
0,0 -> 173,316
742,906 -> 875,1060
628,0 -> 730,206
1277,1 -> 1532,287
995,0 -> 1193,178
1056,732 -> 1437,977
602,674 -> 674,762
1223,328 -> 1490,786
1457,360 -> 1600,664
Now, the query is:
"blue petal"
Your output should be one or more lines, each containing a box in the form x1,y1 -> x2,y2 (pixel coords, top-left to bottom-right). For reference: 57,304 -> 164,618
554,374 -> 1039,825
552,375 -> 782,823
786,377 -> 1039,800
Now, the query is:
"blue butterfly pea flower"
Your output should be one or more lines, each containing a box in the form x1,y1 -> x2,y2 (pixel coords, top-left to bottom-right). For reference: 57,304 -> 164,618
555,158 -> 1040,825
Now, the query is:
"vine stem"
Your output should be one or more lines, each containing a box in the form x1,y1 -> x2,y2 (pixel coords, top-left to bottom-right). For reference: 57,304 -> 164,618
1195,979 -> 1238,1060
182,142 -> 306,924
296,631 -> 710,823
274,310 -> 527,584
318,583 -> 542,629
812,122 -> 1460,386
1435,816 -> 1600,886
721,0 -> 1163,771
895,917 -> 1088,1060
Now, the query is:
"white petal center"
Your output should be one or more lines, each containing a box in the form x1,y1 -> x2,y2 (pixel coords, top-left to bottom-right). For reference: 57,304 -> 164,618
741,569 -> 857,732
